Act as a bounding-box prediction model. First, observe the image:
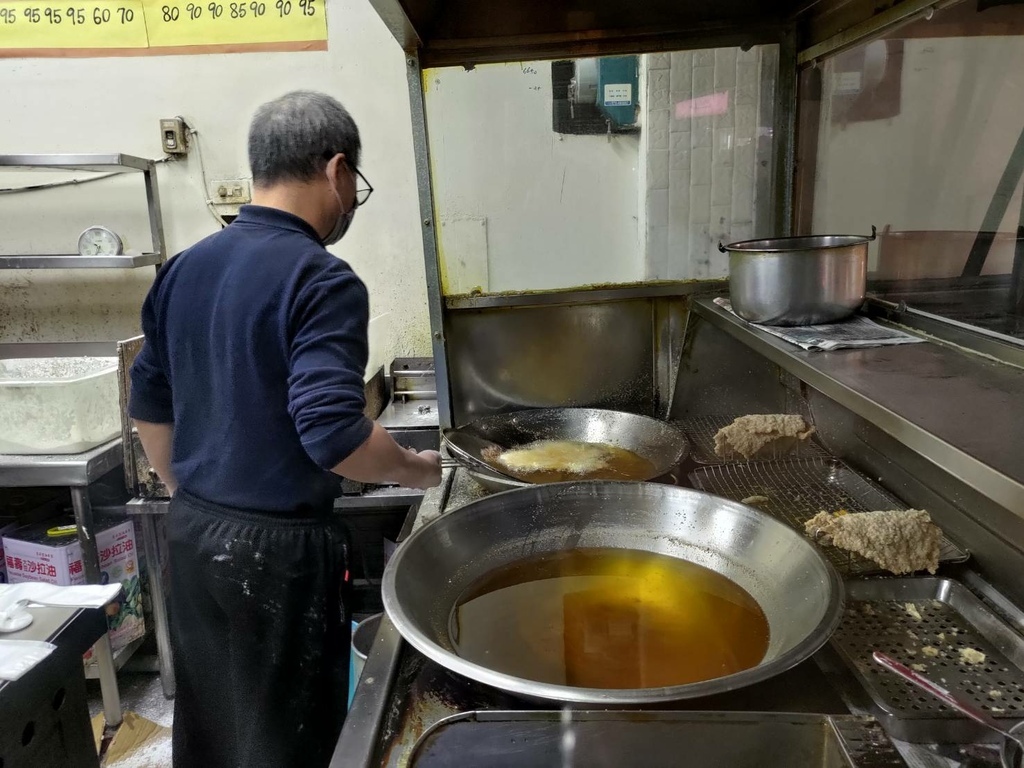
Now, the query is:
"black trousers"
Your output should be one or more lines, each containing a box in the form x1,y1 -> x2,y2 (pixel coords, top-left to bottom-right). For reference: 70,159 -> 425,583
167,490 -> 349,768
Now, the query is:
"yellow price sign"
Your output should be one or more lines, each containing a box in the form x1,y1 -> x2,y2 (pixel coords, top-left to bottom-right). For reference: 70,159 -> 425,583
0,0 -> 148,49
142,0 -> 326,48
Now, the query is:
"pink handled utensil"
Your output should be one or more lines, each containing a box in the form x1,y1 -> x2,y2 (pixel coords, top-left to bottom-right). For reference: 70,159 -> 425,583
873,650 -> 1024,752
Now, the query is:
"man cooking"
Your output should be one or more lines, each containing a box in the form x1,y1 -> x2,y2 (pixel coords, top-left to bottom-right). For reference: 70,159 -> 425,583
129,90 -> 442,768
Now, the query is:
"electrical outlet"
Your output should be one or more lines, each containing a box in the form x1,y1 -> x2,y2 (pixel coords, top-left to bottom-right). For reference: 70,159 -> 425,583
160,117 -> 189,155
209,179 -> 251,205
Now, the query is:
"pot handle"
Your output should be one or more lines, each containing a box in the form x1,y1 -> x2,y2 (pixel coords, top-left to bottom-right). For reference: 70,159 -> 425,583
718,242 -> 728,253
867,225 -> 877,241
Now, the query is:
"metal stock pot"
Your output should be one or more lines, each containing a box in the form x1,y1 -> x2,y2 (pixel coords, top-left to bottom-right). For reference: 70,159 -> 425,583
719,227 -> 876,326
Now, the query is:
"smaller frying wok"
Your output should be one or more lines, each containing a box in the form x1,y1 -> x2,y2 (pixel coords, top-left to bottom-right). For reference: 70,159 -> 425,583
442,408 -> 690,491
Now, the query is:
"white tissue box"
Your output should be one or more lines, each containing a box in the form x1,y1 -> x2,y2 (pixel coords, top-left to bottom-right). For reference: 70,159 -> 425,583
2,519 -> 145,654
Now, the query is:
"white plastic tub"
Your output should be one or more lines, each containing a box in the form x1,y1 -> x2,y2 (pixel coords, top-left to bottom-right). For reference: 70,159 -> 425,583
0,357 -> 120,455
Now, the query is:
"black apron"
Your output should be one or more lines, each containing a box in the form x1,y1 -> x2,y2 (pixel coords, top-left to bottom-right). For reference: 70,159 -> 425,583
166,490 -> 349,768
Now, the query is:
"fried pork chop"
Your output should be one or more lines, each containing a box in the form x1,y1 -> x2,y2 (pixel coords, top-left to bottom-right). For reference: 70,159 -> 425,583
488,440 -> 616,475
713,414 -> 816,461
805,509 -> 942,575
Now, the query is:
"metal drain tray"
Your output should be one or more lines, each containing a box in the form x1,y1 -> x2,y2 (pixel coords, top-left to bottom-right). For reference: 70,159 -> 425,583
679,414 -> 832,464
831,578 -> 1024,743
688,458 -> 969,576
409,711 -> 909,768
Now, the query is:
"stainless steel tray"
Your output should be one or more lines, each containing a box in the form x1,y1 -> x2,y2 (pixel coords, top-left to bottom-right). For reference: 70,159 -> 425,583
408,711 -> 909,768
688,458 -> 969,576
831,577 -> 1024,743
679,414 -> 832,464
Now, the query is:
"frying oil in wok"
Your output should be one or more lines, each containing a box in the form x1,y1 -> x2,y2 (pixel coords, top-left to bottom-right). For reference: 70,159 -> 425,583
450,548 -> 769,689
487,440 -> 657,483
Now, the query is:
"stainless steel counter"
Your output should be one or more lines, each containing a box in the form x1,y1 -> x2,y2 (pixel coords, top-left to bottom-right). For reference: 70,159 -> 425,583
693,298 -> 1024,518
0,438 -> 123,488
328,298 -> 1024,768
376,400 -> 441,430
334,468 -> 1022,768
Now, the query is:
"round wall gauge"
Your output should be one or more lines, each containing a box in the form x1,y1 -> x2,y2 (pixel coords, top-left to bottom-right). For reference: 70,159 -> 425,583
77,226 -> 124,257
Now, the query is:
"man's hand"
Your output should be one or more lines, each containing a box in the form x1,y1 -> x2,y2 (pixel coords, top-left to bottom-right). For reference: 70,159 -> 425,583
404,449 -> 442,490
332,422 -> 444,489
134,420 -> 179,497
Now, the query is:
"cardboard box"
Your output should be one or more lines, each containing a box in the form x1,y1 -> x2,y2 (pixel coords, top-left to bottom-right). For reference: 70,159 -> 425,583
2,518 -> 145,654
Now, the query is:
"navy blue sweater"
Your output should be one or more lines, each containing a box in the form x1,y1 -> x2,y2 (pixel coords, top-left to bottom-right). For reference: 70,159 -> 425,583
128,205 -> 373,512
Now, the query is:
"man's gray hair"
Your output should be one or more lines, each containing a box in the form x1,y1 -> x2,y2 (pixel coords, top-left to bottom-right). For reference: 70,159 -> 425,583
248,90 -> 361,185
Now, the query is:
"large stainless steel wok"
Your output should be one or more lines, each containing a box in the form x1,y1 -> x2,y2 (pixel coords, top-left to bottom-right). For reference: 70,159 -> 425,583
383,481 -> 844,705
442,407 -> 690,492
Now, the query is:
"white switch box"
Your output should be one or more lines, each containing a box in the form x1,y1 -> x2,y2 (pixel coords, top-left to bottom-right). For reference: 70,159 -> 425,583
209,179 -> 252,205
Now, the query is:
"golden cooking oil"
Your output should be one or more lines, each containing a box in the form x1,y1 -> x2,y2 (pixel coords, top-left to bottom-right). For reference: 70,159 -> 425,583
450,548 -> 770,689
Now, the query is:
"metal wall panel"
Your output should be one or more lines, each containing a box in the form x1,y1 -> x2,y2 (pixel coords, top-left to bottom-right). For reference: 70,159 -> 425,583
446,300 -> 660,424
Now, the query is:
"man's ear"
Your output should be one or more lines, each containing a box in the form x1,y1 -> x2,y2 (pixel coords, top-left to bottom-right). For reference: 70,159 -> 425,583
326,153 -> 346,180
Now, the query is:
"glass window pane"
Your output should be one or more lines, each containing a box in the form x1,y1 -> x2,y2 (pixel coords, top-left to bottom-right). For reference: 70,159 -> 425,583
424,46 -> 779,295
801,2 -> 1024,338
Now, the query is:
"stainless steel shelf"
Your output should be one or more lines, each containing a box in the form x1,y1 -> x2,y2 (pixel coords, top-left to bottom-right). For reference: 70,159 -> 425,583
0,438 -> 123,488
0,153 -> 153,173
0,153 -> 166,271
0,253 -> 163,270
693,297 -> 1024,519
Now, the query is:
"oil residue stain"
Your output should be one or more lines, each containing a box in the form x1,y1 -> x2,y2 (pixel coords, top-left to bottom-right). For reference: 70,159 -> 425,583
450,548 -> 769,689
487,440 -> 657,483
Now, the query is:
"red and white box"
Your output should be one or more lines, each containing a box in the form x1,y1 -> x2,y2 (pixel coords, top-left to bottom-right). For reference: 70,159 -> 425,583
2,519 -> 146,655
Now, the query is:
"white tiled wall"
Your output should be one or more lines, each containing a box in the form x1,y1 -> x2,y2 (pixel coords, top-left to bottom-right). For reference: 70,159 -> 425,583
645,47 -> 771,280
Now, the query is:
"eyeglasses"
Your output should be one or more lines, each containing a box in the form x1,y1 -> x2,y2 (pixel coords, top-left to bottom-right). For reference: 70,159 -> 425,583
351,165 -> 373,207
322,151 -> 373,207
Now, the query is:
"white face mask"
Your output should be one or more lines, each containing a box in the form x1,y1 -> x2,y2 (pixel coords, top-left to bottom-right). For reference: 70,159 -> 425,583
322,170 -> 356,246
